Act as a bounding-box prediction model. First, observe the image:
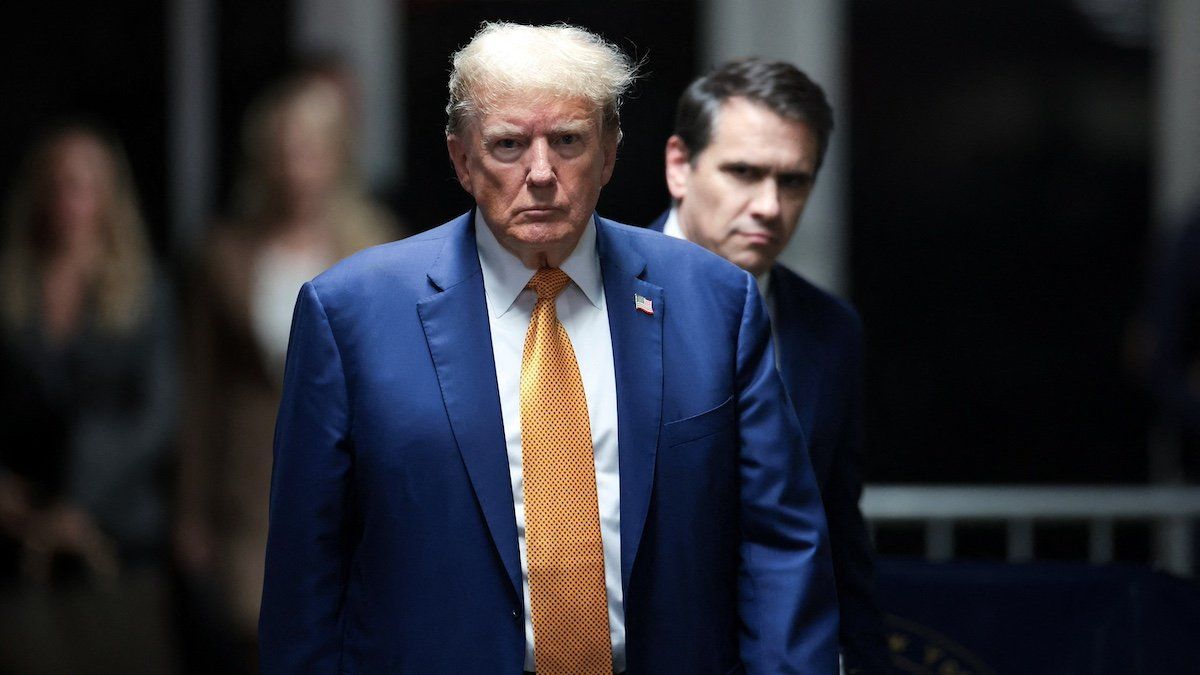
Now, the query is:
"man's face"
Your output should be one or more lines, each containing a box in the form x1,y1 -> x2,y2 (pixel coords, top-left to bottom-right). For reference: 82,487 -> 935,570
666,97 -> 821,277
447,94 -> 617,268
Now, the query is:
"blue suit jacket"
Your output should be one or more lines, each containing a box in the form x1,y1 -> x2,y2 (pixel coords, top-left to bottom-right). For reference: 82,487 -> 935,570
649,211 -> 889,673
259,212 -> 839,673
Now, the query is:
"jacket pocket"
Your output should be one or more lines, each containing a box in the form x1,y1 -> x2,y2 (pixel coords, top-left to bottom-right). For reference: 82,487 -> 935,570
663,395 -> 735,447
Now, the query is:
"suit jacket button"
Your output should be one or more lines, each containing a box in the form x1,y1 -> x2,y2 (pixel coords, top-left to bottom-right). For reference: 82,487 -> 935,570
511,609 -> 519,619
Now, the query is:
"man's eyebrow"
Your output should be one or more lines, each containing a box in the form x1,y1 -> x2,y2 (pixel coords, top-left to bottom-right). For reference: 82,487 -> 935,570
779,169 -> 814,180
479,123 -> 525,144
550,119 -> 593,136
718,161 -> 767,171
717,161 -> 813,178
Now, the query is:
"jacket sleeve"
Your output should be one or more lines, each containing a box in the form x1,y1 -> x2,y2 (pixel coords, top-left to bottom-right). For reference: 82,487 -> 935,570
259,281 -> 356,673
734,272 -> 840,673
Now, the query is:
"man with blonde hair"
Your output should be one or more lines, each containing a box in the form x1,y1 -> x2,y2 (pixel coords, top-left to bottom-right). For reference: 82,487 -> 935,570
259,22 -> 838,673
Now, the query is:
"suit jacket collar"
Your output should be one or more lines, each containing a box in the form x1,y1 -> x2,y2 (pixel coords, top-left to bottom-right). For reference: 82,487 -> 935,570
424,210 -> 482,292
769,264 -> 813,431
647,208 -> 669,233
769,262 -> 807,368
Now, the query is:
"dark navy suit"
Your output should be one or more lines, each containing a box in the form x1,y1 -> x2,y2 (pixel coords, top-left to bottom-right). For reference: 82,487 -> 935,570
650,211 -> 889,673
259,212 -> 839,673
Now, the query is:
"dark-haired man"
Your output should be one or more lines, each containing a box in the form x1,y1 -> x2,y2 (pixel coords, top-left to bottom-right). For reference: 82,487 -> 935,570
650,58 -> 891,673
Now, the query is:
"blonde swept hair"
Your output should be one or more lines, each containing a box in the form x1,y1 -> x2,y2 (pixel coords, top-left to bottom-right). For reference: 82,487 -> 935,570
0,123 -> 152,335
232,69 -> 391,256
445,21 -> 639,141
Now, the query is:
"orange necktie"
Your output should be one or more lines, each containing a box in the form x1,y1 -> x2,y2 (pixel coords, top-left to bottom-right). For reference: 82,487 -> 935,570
520,267 -> 612,675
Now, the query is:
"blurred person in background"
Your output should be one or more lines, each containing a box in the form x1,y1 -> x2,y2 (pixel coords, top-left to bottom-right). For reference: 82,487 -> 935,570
649,58 -> 891,673
173,67 -> 397,672
0,122 -> 179,674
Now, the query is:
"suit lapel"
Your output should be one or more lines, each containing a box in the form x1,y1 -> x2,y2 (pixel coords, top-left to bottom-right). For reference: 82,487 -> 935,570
596,217 -> 663,591
417,212 -> 522,601
771,267 -> 806,412
646,208 -> 669,233
770,268 -> 830,479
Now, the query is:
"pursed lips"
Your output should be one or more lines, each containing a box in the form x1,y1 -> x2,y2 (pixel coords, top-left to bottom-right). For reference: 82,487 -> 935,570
736,229 -> 777,246
517,206 -> 563,218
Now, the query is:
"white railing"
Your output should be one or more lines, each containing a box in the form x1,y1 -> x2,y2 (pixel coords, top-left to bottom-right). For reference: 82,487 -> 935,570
861,485 -> 1200,576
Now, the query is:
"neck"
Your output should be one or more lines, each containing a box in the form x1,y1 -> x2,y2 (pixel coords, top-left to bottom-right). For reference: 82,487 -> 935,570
509,247 -> 566,270
282,196 -> 328,227
501,232 -> 583,270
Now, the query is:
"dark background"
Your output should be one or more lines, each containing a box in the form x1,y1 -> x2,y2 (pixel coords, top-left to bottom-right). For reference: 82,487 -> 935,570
0,0 -> 1156,486
1,0 -> 170,253
849,0 -> 1152,483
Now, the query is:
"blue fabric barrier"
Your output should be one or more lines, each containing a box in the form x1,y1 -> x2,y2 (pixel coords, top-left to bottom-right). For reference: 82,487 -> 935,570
876,558 -> 1200,674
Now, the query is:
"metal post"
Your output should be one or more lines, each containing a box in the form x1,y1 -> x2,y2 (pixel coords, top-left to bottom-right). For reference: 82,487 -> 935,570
1158,516 -> 1194,577
293,0 -> 402,192
1154,0 -> 1200,230
1006,519 -> 1035,562
926,520 -> 954,562
1088,518 -> 1115,565
168,0 -> 216,259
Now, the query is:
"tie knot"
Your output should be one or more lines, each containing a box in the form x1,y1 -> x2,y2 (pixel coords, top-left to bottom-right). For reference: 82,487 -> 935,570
528,267 -> 572,301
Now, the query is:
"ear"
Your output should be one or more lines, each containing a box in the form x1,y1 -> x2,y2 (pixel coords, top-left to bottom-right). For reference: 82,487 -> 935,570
664,135 -> 692,201
446,133 -> 473,193
599,128 -> 620,187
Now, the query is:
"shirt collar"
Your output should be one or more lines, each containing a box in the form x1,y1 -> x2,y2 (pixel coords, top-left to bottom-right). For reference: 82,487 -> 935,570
665,206 -> 772,300
662,206 -> 685,240
475,209 -> 603,318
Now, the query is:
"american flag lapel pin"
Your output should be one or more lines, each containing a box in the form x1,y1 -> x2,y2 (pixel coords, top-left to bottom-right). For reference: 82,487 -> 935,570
634,293 -> 654,315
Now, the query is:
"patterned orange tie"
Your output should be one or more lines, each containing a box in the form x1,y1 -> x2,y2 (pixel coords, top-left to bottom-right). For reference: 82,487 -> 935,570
520,267 -> 612,675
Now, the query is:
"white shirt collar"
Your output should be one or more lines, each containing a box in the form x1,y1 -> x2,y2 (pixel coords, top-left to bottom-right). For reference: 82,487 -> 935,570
662,206 -> 686,241
664,206 -> 772,300
474,209 -> 603,318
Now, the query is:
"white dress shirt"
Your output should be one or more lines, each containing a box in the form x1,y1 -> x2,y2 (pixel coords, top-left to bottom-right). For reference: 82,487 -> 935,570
250,242 -> 329,383
474,211 -> 625,672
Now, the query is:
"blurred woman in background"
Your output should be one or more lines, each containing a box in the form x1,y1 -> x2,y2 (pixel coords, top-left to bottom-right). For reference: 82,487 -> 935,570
174,68 -> 397,671
0,123 -> 178,674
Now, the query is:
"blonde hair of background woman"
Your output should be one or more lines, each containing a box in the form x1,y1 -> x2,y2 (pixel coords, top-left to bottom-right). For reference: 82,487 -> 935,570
1,123 -> 152,335
231,69 -> 392,256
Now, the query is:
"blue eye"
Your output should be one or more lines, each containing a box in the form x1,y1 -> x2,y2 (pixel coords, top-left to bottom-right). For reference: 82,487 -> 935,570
491,138 -> 524,161
560,134 -> 576,145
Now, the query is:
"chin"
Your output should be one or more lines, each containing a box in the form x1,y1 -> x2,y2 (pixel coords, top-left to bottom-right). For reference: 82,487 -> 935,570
512,220 -> 576,244
729,253 -> 767,276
